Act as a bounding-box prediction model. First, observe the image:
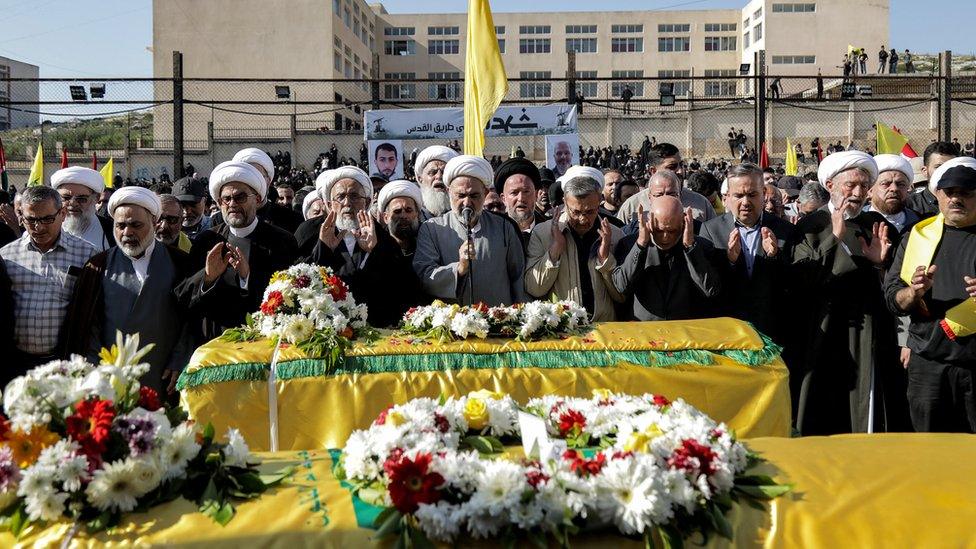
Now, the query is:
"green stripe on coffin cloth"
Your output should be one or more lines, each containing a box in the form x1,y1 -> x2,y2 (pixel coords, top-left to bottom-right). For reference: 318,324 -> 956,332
328,449 -> 383,529
175,361 -> 268,390
718,329 -> 783,367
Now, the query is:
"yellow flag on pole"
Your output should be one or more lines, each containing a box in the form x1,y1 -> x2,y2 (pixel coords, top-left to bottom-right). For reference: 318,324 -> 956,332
100,158 -> 114,188
27,143 -> 44,187
785,138 -> 798,176
463,0 -> 507,156
876,121 -> 910,155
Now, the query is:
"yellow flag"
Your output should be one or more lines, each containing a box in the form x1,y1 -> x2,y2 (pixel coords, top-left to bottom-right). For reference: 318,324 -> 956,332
100,158 -> 114,188
876,121 -> 908,155
785,138 -> 798,176
27,143 -> 43,187
463,0 -> 507,156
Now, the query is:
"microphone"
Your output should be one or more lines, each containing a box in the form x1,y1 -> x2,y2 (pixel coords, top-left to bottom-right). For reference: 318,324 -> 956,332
461,207 -> 473,227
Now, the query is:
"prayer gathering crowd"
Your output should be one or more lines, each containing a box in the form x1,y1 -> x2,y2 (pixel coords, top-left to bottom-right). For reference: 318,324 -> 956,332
1,137 -> 974,438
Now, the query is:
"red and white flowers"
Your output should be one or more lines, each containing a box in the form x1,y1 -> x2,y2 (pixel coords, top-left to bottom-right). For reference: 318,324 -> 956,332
400,300 -> 591,342
337,391 -> 789,546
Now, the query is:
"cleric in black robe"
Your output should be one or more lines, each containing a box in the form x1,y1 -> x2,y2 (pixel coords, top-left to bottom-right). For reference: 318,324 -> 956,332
64,187 -> 193,395
493,157 -> 549,251
177,161 -> 298,342
789,151 -> 903,435
885,157 -> 976,432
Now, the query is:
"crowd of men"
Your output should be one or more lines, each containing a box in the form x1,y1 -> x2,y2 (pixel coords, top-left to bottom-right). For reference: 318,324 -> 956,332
1,137 -> 974,436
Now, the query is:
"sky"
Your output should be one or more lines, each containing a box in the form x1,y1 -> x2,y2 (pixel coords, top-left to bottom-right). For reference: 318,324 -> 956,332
0,0 -> 972,78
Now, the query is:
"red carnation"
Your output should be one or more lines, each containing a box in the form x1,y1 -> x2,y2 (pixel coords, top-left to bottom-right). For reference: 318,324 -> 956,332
433,413 -> 450,433
558,409 -> 586,437
525,469 -> 550,488
0,414 -> 9,442
66,398 -> 116,458
293,275 -> 311,288
138,386 -> 162,411
326,276 -> 348,302
562,449 -> 606,477
652,395 -> 671,407
385,452 -> 443,514
260,291 -> 285,315
668,439 -> 718,477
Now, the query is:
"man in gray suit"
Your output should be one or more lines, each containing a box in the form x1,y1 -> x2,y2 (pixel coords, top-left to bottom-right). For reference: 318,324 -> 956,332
65,186 -> 193,396
699,163 -> 795,345
611,195 -> 721,320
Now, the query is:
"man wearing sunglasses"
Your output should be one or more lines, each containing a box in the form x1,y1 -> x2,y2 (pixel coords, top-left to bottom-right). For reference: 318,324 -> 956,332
178,160 -> 298,342
0,185 -> 96,376
50,166 -> 115,252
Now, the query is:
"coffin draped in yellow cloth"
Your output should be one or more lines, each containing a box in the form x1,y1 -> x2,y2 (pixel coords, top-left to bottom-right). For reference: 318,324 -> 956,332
178,318 -> 791,450
8,434 -> 976,548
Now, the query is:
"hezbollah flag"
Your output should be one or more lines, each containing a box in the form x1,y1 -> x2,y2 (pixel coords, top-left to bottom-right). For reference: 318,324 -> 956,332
0,138 -> 8,192
877,122 -> 919,157
785,138 -> 798,176
27,143 -> 44,187
463,0 -> 507,156
100,157 -> 114,189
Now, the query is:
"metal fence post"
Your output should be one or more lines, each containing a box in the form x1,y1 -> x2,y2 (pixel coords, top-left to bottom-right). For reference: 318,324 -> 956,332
371,54 -> 381,112
754,50 -> 766,156
566,50 -> 576,104
172,51 -> 184,178
940,50 -> 952,142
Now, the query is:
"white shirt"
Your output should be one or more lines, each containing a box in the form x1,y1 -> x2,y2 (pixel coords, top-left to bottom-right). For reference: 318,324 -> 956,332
127,240 -> 156,286
72,217 -> 108,252
227,217 -> 257,290
827,202 -> 854,256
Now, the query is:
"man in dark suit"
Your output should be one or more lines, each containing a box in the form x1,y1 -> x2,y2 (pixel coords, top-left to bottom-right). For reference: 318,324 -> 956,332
493,157 -> 549,251
611,195 -> 721,321
700,163 -> 795,346
178,161 -> 298,342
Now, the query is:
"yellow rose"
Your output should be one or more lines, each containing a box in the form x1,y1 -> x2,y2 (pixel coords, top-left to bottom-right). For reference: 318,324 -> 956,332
622,424 -> 663,453
463,398 -> 490,430
386,411 -> 407,427
469,389 -> 505,401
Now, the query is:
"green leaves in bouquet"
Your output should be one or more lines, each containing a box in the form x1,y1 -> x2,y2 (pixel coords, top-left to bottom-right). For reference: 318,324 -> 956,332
219,314 -> 261,344
460,435 -> 504,455
372,507 -> 435,549
0,501 -> 29,538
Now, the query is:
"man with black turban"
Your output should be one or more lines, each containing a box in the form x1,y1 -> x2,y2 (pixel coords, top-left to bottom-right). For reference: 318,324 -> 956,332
494,157 -> 548,250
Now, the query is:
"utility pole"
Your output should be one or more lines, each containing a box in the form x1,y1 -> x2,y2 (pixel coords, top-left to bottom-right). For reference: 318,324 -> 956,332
173,51 -> 184,178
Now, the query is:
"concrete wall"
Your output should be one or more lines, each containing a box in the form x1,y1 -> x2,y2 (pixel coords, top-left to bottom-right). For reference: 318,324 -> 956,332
0,56 -> 40,130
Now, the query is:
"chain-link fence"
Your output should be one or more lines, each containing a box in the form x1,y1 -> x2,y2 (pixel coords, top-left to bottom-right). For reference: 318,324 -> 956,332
3,61 -> 976,187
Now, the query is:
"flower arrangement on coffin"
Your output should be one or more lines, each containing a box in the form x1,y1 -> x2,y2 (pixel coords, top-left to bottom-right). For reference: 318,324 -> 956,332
221,263 -> 376,367
0,333 -> 291,538
400,299 -> 591,342
335,390 -> 790,548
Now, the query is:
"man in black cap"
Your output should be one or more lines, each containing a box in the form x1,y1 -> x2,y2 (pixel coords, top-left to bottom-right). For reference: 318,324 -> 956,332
907,142 -> 958,219
172,176 -> 211,240
494,157 -> 548,249
537,167 -> 555,217
885,157 -> 976,432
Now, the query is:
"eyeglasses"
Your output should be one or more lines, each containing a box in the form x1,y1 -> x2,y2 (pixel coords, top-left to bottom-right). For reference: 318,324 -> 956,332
59,194 -> 93,205
158,215 -> 182,225
331,192 -> 365,203
24,214 -> 59,227
219,192 -> 255,205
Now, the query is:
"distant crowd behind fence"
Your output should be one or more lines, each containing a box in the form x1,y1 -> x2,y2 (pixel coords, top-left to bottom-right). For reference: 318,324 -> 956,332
3,50 -> 976,185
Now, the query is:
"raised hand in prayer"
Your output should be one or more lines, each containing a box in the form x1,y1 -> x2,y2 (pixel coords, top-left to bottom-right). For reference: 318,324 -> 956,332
548,206 -> 566,262
761,227 -> 779,258
203,242 -> 231,284
636,204 -> 652,248
226,244 -> 250,280
830,205 -> 846,241
860,222 -> 890,265
0,204 -> 21,237
318,210 -> 345,251
909,265 -> 937,300
682,207 -> 695,249
355,210 -> 377,252
727,228 -> 742,263
964,275 -> 976,298
597,217 -> 612,263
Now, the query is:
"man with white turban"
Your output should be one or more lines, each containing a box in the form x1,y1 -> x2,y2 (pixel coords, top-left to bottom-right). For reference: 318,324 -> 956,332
789,149 -> 905,435
64,186 -> 194,396
414,155 -> 527,306
413,145 -> 459,219
179,160 -> 298,341
866,154 -> 919,234
229,147 -> 304,233
51,166 -> 115,251
304,166 -> 418,327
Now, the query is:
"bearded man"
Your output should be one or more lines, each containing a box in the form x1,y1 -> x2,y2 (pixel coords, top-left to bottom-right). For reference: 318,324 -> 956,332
50,166 -> 115,251
413,145 -> 459,219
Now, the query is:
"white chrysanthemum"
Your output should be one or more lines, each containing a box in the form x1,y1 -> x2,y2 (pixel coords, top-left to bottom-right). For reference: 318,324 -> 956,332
467,461 -> 525,517
130,456 -> 164,496
415,501 -> 462,542
281,316 -> 315,344
17,464 -> 56,499
86,459 -> 141,512
24,490 -> 68,522
593,455 -> 672,534
223,428 -> 253,467
161,423 -> 201,481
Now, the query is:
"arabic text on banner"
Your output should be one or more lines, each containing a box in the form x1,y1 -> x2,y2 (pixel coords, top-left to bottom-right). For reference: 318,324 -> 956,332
364,105 -> 577,141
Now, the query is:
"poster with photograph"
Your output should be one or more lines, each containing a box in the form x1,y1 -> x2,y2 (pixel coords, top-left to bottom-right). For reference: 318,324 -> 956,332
545,134 -> 580,179
368,139 -> 404,181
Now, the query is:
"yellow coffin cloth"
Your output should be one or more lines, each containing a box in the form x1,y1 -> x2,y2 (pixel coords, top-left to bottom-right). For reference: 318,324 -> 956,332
8,434 -> 976,548
179,318 -> 791,450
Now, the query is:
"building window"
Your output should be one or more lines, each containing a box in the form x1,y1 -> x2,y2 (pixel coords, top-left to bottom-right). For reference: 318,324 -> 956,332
333,0 -> 340,14
384,39 -> 416,55
384,73 -> 417,99
753,23 -> 762,41
495,25 -> 505,34
519,38 -> 551,54
753,7 -> 763,19
428,26 -> 460,35
611,37 -> 643,53
519,25 -> 551,34
658,23 -> 691,33
772,3 -> 816,12
611,24 -> 643,33
771,55 -> 816,64
428,72 -> 462,100
658,37 -> 690,52
566,38 -> 598,53
743,31 -> 750,48
565,25 -> 597,34
519,71 -> 552,98
334,51 -> 342,71
384,26 -> 415,36
334,36 -> 342,48
611,70 -> 644,97
658,70 -> 691,96
575,70 -> 598,98
704,69 -> 737,96
497,39 -> 506,53
344,60 -> 352,78
429,39 -> 460,55
343,7 -> 351,27
704,23 -> 736,32
704,36 -> 736,51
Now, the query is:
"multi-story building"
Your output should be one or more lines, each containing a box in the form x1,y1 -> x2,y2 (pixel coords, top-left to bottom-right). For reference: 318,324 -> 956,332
0,56 -> 39,131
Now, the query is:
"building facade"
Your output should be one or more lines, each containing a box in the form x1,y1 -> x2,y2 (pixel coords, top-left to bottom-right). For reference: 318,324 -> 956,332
0,56 -> 39,131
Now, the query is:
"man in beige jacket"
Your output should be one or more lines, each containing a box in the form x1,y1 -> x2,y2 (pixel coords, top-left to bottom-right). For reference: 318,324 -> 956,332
525,166 -> 625,321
